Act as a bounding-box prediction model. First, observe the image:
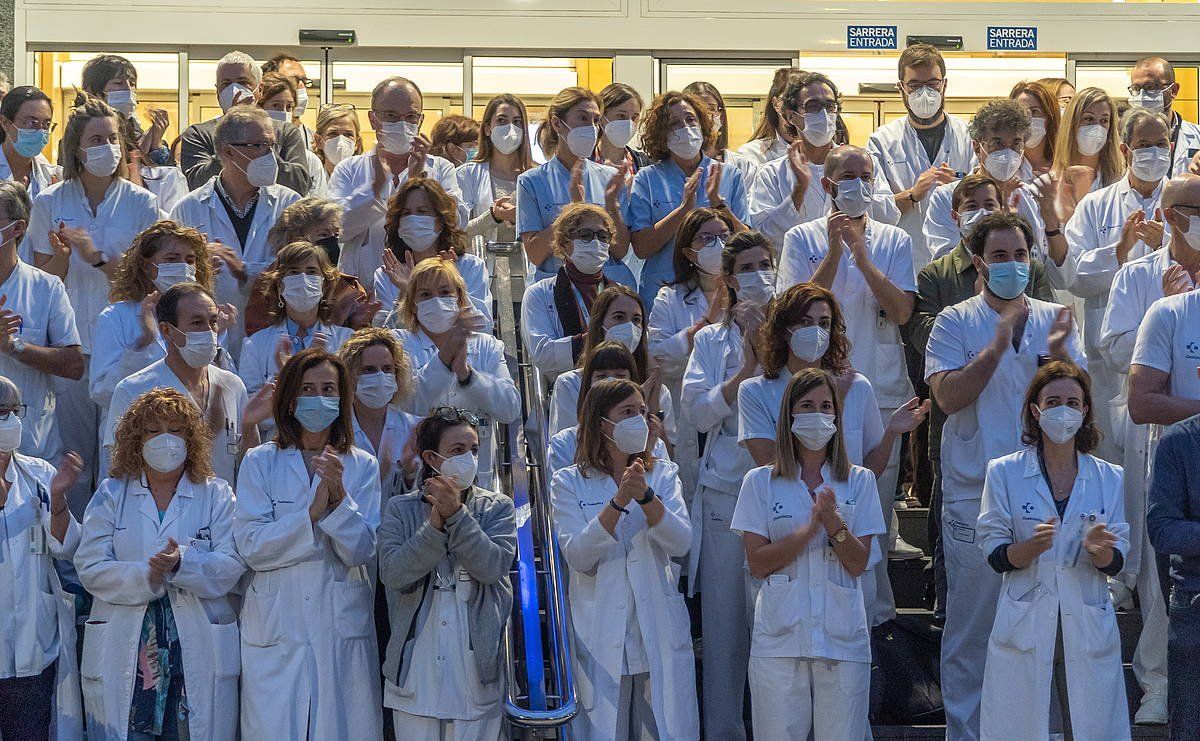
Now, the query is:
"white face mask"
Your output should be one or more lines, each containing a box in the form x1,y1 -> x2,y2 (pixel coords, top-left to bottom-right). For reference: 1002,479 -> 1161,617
735,270 -> 775,305
570,238 -> 609,275
1182,215 -> 1200,251
433,451 -> 478,490
106,89 -> 137,116
0,415 -> 21,453
281,273 -> 324,313
142,432 -> 188,473
1038,405 -> 1084,445
907,87 -> 943,120
172,328 -> 218,368
789,325 -> 829,362
323,135 -> 356,165
1026,117 -> 1047,149
355,371 -> 398,409
693,239 -> 724,274
832,178 -> 872,218
603,119 -> 637,149
604,414 -> 650,455
1129,90 -> 1166,112
957,208 -> 988,239
82,143 -> 122,177
563,123 -> 599,159
398,214 -> 441,252
265,109 -> 290,124
218,83 -> 255,113
238,151 -> 278,187
1076,124 -> 1108,157
983,148 -> 1024,183
417,296 -> 460,334
294,86 -> 309,117
378,120 -> 420,155
791,412 -> 838,451
801,110 -> 836,147
489,123 -> 523,155
667,126 -> 704,160
605,321 -> 642,353
1130,146 -> 1172,182
153,262 -> 196,293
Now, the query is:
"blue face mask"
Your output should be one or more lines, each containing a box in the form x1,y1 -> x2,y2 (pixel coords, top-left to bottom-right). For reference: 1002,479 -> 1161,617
13,128 -> 49,159
293,395 -> 340,433
985,260 -> 1030,300
147,146 -> 172,166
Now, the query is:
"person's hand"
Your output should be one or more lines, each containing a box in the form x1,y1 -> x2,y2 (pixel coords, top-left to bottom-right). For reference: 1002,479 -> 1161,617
407,135 -> 431,178
641,364 -> 663,414
208,241 -> 246,281
445,318 -> 473,382
826,211 -> 851,253
812,486 -> 841,532
137,290 -> 160,345
148,538 -> 181,584
569,160 -> 585,203
400,433 -> 421,478
146,107 -> 170,140
842,221 -> 869,264
681,168 -> 701,211
1083,522 -> 1119,556
738,320 -> 760,371
307,473 -> 331,522
616,458 -> 647,506
1163,263 -> 1195,297
1026,518 -> 1058,555
911,163 -> 956,201
381,248 -> 415,293
1190,150 -> 1200,176
1047,306 -> 1074,359
55,224 -> 102,265
647,412 -> 668,450
310,331 -> 331,352
243,380 -> 275,427
372,148 -> 393,199
703,284 -> 730,325
1135,208 -> 1165,251
490,195 -> 516,224
1029,172 -> 1062,228
887,397 -> 931,435
49,451 -> 83,510
126,150 -> 144,188
786,140 -> 811,210
425,474 -> 463,527
0,295 -> 22,355
733,300 -> 765,335
605,160 -> 632,212
216,303 -> 238,333
46,229 -> 72,261
274,334 -> 294,372
311,446 -> 346,511
705,163 -> 723,207
994,298 -> 1028,348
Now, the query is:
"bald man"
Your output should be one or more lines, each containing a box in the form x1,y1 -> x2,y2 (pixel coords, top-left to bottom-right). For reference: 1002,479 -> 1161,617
1130,57 -> 1200,180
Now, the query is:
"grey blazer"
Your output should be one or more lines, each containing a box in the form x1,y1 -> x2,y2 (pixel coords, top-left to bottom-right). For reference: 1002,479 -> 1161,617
180,115 -> 311,195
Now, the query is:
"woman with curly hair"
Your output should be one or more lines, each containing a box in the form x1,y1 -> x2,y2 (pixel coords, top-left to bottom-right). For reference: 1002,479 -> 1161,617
628,89 -> 749,308
374,177 -> 492,325
75,387 -> 246,741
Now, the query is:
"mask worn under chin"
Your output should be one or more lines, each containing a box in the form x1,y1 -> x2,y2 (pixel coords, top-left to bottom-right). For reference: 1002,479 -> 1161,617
907,87 -> 943,120
153,262 -> 197,293
355,371 -> 398,409
490,123 -> 524,155
983,148 -> 1024,182
1130,146 -> 1172,182
378,120 -> 420,155
735,270 -> 775,304
397,215 -> 441,251
417,296 -> 461,334
605,414 -> 650,455
281,273 -> 324,313
603,119 -> 636,149
1025,117 -> 1047,149
218,83 -> 255,113
1038,405 -> 1084,444
13,128 -> 50,159
801,111 -> 836,147
323,136 -> 356,165
82,143 -> 122,177
293,395 -> 341,433
605,321 -> 642,353
667,126 -> 704,160
831,178 -> 873,218
563,124 -> 599,159
1076,125 -> 1108,157
789,325 -> 830,362
0,415 -> 21,453
173,329 -> 219,368
142,432 -> 188,473
984,260 -> 1030,300
790,412 -> 838,451
433,451 -> 478,490
570,238 -> 609,274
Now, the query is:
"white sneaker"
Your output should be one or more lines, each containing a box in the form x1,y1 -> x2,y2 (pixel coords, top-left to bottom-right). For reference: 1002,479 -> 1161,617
1134,693 -> 1168,725
889,535 -> 924,560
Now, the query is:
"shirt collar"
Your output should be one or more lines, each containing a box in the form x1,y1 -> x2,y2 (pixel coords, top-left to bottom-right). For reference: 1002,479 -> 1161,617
951,242 -> 976,275
214,176 -> 260,218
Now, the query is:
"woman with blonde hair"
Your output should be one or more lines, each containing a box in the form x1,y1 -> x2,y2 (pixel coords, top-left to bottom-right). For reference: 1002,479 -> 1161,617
391,258 -> 519,488
76,387 -> 245,741
312,103 -> 362,178
1052,87 -> 1124,221
457,93 -> 533,244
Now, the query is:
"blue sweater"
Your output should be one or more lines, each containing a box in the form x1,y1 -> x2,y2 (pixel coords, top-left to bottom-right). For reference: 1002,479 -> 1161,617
1148,415 -> 1200,594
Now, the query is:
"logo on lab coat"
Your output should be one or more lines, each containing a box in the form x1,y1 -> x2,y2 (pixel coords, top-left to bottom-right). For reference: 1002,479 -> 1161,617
1021,502 -> 1034,514
771,501 -> 792,520
1187,341 -> 1200,360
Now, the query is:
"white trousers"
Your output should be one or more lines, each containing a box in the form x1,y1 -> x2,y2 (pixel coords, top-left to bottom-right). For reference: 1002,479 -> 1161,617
1130,522 -> 1169,698
941,494 -> 1000,741
748,655 -> 870,741
391,710 -> 503,741
864,409 -> 899,627
614,673 -> 658,741
53,355 -> 98,517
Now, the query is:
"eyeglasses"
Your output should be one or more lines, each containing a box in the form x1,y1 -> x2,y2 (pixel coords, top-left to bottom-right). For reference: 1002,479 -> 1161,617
1127,84 -> 1170,96
432,406 -> 480,426
319,103 -> 357,113
794,101 -> 840,115
570,228 -> 612,243
900,79 -> 945,93
228,141 -> 278,155
0,406 -> 27,421
695,232 -> 730,248
14,118 -> 56,132
372,109 -> 424,126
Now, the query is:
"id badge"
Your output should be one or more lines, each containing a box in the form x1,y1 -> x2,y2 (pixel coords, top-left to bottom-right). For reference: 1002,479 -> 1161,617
28,522 -> 47,555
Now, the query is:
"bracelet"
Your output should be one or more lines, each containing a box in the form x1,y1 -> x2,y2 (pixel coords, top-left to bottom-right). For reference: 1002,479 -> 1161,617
635,486 -> 655,506
907,191 -> 919,204
710,200 -> 727,211
1044,227 -> 1062,238
51,503 -> 68,516
609,498 -> 629,514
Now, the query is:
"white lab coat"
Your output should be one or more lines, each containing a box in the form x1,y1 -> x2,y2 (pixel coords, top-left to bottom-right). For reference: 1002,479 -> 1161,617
546,426 -> 671,484
0,454 -> 83,741
0,153 -> 58,259
550,459 -> 699,741
326,148 -> 467,283
75,475 -> 245,741
373,252 -> 493,326
866,115 -> 977,268
748,153 -> 901,249
548,368 -> 677,441
352,407 -> 420,495
521,274 -> 603,379
456,160 -> 519,244
238,321 -> 354,398
139,165 -> 189,215
234,441 -> 383,741
734,136 -> 788,179
89,300 -> 167,412
977,448 -> 1130,741
1170,116 -> 1200,178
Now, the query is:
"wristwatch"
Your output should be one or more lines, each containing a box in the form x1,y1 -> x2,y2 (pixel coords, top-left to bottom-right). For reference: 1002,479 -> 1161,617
91,251 -> 108,268
9,337 -> 26,356
636,486 -> 655,506
829,525 -> 849,545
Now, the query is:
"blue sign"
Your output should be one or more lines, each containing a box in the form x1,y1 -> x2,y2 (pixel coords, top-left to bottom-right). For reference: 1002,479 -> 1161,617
847,26 -> 898,50
987,26 -> 1037,51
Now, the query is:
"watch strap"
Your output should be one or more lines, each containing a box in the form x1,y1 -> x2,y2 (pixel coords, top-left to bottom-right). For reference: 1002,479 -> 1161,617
635,486 -> 655,506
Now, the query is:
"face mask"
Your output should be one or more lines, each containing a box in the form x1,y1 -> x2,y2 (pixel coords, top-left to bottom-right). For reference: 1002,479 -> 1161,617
907,87 -> 943,120
1038,405 -> 1084,445
832,178 -> 872,218
241,151 -> 278,187
791,412 -> 838,451
984,260 -> 1030,300
563,123 -> 598,159
147,146 -> 172,166
106,90 -> 137,116
294,86 -> 309,117
265,109 -> 290,124
1076,125 -> 1108,157
667,126 -> 704,160
398,214 -> 441,252
172,329 -> 218,368
789,325 -> 830,362
604,414 -> 650,455
281,273 -> 324,313
490,123 -> 523,155
801,110 -> 836,147
1129,90 -> 1165,112
323,135 -> 355,165
82,143 -> 122,177
1026,117 -> 1047,149
294,395 -> 341,433
570,238 -> 609,275
0,415 -> 21,453
153,261 -> 196,293
13,128 -> 49,159
355,371 -> 398,409
142,432 -> 188,473
694,239 -> 724,274
315,234 -> 341,265
378,120 -> 420,155
1131,146 -> 1172,182
417,296 -> 461,334
218,83 -> 254,113
957,208 -> 988,239
983,148 -> 1024,183
603,119 -> 636,149
0,221 -> 17,249
433,451 -> 478,490
1183,215 -> 1200,251
735,270 -> 775,305
605,321 -> 642,353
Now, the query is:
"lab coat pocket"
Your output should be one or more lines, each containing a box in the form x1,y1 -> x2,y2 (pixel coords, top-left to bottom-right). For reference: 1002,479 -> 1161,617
80,621 -> 107,680
36,592 -> 59,651
825,581 -> 869,646
334,577 -> 375,639
940,415 -> 984,496
754,577 -> 800,639
1079,602 -> 1120,659
240,583 -> 283,648
991,585 -> 1042,653
212,621 -> 242,678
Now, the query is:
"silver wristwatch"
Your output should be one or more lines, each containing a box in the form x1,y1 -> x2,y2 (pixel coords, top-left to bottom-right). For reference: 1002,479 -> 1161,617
10,337 -> 26,355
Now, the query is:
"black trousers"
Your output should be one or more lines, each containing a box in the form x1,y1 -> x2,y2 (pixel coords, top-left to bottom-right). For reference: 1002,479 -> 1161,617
0,660 -> 56,741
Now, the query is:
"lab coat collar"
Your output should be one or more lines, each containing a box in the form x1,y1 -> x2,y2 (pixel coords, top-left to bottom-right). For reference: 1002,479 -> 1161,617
1117,174 -> 1163,205
2,455 -> 16,484
194,174 -> 279,208
133,474 -> 195,531
666,154 -> 714,180
1020,445 -> 1095,482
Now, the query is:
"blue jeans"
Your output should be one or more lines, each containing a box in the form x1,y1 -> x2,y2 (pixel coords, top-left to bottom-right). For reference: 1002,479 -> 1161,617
1168,585 -> 1200,739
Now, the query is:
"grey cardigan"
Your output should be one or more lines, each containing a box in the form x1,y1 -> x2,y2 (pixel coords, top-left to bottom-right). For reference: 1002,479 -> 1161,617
378,485 -> 517,686
179,115 -> 312,195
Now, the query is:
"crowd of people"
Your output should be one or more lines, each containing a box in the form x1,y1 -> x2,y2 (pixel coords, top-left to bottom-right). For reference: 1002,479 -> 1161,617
1,41 -> 1199,741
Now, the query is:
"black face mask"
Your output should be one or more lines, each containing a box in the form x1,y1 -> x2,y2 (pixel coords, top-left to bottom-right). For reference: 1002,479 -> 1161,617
315,235 -> 341,266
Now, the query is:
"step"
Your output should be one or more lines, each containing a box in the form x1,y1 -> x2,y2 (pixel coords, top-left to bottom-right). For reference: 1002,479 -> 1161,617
896,506 -> 931,554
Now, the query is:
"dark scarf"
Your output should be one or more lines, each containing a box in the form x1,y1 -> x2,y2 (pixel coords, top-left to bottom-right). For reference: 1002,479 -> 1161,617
553,265 -> 607,364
